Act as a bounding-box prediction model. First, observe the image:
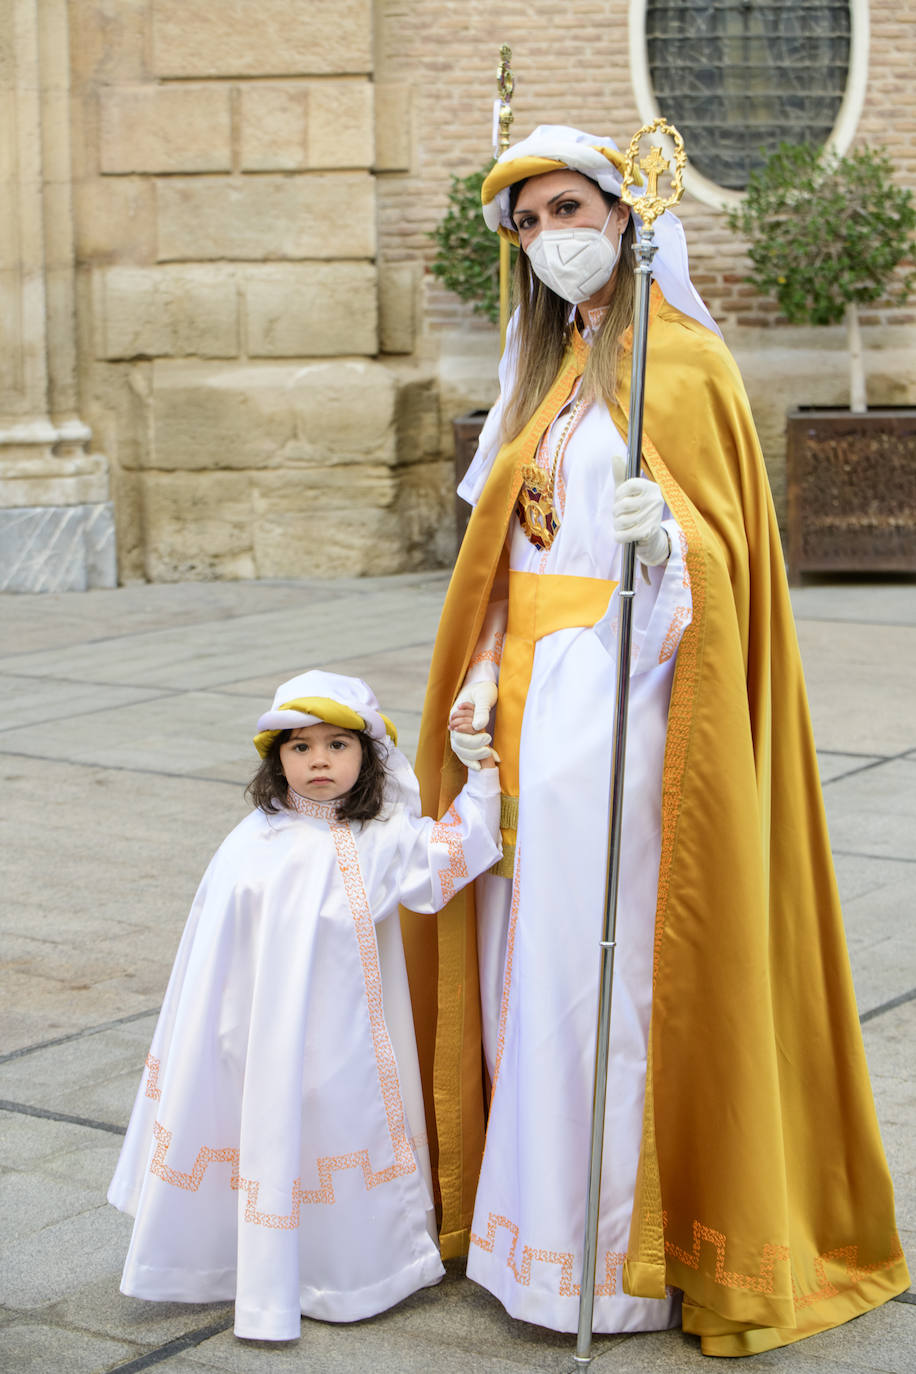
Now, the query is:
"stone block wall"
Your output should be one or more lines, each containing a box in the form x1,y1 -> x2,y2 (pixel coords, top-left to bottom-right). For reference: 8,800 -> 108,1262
68,0 -> 446,583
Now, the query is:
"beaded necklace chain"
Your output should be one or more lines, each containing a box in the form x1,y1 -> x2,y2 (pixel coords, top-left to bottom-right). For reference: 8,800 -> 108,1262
515,392 -> 585,551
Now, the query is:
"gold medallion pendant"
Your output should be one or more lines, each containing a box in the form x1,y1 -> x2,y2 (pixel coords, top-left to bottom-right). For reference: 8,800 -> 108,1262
516,466 -> 560,551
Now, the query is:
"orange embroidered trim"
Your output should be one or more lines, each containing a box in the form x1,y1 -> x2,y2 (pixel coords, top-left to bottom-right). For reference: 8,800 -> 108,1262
430,803 -> 469,904
469,631 -> 505,669
150,1123 -> 424,1229
327,819 -> 415,1176
469,1211 -> 626,1297
144,1054 -> 161,1101
490,853 -> 522,1093
286,790 -> 338,820
658,604 -> 690,665
792,1240 -> 906,1310
665,1219 -> 789,1294
636,429 -> 706,978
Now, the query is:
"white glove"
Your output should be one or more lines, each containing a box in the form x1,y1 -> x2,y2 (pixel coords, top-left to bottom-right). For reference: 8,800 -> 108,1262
449,680 -> 499,771
611,453 -> 670,567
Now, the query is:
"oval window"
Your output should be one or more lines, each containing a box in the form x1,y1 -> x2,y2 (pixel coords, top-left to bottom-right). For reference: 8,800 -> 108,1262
630,0 -> 867,207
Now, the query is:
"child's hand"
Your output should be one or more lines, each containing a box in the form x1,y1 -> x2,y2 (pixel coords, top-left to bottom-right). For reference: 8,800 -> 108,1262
449,696 -> 499,771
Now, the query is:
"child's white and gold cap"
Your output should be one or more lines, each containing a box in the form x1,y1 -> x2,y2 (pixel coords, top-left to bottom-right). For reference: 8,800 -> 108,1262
253,670 -> 397,758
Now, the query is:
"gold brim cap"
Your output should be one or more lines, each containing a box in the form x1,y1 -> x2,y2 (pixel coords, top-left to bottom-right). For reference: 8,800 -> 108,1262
252,673 -> 398,757
480,125 -> 642,243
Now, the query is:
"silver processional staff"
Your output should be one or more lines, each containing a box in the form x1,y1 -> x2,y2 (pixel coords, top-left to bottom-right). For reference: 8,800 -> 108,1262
572,117 -> 687,1373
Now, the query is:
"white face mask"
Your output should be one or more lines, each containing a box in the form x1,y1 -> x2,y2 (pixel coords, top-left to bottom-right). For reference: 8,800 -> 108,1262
524,209 -> 620,305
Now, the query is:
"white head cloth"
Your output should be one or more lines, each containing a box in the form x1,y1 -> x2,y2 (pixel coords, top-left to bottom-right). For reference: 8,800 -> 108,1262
459,125 -> 722,506
255,669 -> 420,815
482,124 -> 721,339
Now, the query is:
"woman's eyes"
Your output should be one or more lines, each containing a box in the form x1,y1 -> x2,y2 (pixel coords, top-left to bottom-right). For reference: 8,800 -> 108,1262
516,201 -> 580,232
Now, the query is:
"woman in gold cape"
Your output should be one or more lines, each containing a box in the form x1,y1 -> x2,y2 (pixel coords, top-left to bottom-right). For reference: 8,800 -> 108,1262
402,125 -> 908,1355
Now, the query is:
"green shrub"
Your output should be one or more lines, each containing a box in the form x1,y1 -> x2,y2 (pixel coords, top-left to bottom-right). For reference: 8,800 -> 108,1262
429,164 -> 515,324
727,142 -> 915,327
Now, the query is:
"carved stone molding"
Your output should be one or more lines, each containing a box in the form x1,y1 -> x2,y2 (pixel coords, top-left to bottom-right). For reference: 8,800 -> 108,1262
0,0 -> 115,591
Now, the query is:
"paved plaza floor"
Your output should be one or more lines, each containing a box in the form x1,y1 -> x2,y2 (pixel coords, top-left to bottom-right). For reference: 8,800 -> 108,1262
1,573 -> 914,1373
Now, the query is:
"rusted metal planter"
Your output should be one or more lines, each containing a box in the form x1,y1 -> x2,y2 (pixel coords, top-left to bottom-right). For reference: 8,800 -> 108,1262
452,409 -> 489,549
786,407 -> 916,583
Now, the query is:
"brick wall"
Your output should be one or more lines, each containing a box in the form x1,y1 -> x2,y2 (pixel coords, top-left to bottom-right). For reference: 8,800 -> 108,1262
376,0 -> 915,333
375,0 -> 916,522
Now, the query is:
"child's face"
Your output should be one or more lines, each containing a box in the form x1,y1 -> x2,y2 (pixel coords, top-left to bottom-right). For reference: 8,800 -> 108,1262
279,723 -> 363,803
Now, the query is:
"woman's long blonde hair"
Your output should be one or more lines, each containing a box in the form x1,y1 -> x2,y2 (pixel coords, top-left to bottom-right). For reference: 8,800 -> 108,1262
500,185 -> 637,444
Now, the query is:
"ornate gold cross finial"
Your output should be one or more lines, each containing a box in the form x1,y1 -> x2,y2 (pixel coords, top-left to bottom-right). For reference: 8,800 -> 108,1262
621,118 -> 687,228
639,144 -> 669,200
496,45 -> 514,153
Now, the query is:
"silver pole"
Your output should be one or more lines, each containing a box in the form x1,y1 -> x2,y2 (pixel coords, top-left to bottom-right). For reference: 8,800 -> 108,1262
572,222 -> 660,1371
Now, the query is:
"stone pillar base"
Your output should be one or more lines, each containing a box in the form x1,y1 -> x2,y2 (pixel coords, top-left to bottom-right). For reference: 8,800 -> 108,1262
0,501 -> 117,592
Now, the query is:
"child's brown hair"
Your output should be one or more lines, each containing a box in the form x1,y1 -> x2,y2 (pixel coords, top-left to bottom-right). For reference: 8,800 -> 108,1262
245,729 -> 387,822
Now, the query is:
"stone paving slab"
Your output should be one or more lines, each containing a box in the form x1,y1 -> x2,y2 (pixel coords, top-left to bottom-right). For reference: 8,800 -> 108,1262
823,760 -> 916,862
0,1321 -> 137,1374
816,751 -> 886,785
0,576 -> 423,655
0,673 -> 166,734
0,579 -> 450,693
794,618 -> 916,756
0,574 -> 913,1374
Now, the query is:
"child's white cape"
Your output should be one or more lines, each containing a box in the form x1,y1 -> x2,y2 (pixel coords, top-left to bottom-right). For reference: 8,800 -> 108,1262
109,770 -> 501,1340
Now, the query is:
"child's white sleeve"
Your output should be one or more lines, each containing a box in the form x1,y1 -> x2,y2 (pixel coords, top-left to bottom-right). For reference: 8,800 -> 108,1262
396,768 -> 502,915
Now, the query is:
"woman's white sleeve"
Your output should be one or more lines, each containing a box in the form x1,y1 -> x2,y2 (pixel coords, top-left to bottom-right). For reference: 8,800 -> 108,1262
593,514 -> 693,674
396,768 -> 502,914
462,597 -> 508,687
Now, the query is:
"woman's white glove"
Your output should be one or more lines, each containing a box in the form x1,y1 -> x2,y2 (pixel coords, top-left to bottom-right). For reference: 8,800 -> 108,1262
611,453 -> 670,567
449,681 -> 499,771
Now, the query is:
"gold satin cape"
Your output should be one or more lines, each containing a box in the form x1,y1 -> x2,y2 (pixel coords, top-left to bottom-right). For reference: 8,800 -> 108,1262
401,288 -> 909,1355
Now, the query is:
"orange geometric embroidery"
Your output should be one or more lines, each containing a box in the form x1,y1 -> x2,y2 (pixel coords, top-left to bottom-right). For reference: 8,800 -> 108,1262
663,1217 -> 904,1303
665,1219 -> 789,1294
469,631 -> 505,669
144,1054 -> 161,1101
150,1122 -> 239,1193
658,604 -> 690,664
469,1211 -> 625,1297
678,528 -> 690,588
150,1122 -> 429,1229
792,1240 -> 906,1310
430,803 -> 469,905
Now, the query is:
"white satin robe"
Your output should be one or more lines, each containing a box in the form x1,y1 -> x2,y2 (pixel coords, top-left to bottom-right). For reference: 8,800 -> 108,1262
460,386 -> 693,1333
109,770 -> 501,1341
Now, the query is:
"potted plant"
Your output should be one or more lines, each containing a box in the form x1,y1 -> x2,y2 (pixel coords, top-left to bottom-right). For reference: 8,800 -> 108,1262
727,142 -> 916,580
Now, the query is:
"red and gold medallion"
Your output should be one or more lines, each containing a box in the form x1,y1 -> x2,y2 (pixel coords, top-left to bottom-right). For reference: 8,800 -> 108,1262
516,467 -> 560,551
514,393 -> 584,552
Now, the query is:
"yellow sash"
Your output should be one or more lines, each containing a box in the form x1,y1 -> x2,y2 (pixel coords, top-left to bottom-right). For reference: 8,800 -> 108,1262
491,570 -> 618,875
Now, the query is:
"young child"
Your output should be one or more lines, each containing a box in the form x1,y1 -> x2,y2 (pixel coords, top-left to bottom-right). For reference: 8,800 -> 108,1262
108,670 -> 501,1342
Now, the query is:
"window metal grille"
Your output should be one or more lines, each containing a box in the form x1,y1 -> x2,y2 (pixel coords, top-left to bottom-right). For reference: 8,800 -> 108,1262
646,0 -> 851,190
